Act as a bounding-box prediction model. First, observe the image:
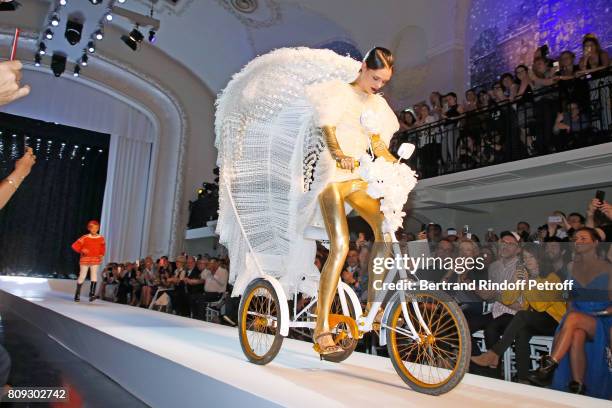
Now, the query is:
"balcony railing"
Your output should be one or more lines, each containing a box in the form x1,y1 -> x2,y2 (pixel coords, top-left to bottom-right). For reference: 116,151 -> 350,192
391,68 -> 612,179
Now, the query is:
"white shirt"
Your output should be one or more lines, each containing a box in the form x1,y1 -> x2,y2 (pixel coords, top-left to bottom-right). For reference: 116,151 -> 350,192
488,257 -> 519,318
202,267 -> 229,293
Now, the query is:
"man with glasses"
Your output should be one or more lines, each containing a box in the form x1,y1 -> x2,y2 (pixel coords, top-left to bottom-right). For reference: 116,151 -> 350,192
473,231 -> 525,371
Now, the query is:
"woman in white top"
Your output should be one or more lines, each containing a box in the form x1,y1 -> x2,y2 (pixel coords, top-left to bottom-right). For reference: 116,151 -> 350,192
305,48 -> 399,354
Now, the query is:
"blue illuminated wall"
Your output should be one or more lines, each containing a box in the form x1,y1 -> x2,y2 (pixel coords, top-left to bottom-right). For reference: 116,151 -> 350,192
468,0 -> 612,87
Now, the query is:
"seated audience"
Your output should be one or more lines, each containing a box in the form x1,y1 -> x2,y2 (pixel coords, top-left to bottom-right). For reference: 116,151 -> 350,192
528,228 -> 611,398
471,244 -> 566,383
473,232 -> 524,359
140,256 -> 158,307
191,257 -> 229,320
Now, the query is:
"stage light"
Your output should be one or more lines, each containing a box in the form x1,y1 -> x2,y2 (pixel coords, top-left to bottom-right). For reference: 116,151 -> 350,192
117,0 -> 126,3
0,1 -> 21,11
121,27 -> 144,51
105,12 -> 113,21
148,29 -> 156,43
87,41 -> 95,53
34,54 -> 41,66
89,0 -> 101,4
73,65 -> 80,77
65,20 -> 83,45
51,14 -> 60,27
38,43 -> 47,55
80,53 -> 88,66
45,29 -> 54,40
51,53 -> 66,77
59,0 -> 67,5
94,30 -> 104,40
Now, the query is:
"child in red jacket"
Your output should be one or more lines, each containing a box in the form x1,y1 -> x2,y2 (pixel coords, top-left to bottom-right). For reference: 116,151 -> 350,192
71,220 -> 106,302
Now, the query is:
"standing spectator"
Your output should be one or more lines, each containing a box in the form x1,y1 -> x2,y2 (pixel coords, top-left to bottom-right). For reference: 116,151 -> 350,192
490,82 -> 506,103
415,104 -> 441,177
515,65 -> 534,99
398,109 -> 417,132
578,34 -> 611,132
557,51 -> 578,78
429,91 -> 444,121
532,56 -> 560,154
441,92 -> 463,170
463,89 -> 478,112
499,73 -> 519,101
553,102 -> 591,150
578,33 -> 610,73
415,104 -> 436,127
443,92 -> 463,119
477,90 -> 493,109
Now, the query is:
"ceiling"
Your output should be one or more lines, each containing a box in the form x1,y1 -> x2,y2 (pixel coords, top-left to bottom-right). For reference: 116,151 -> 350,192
39,0 -> 114,66
1,0 -> 469,101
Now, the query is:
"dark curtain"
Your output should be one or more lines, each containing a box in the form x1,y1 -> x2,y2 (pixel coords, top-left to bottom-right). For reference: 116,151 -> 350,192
0,112 -> 109,277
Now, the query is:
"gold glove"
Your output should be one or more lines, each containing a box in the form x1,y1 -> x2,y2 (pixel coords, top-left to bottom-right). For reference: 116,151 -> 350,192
322,126 -> 356,170
370,134 -> 398,163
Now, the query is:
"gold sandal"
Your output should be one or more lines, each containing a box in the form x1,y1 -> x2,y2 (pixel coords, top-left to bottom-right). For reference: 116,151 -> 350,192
313,332 -> 343,356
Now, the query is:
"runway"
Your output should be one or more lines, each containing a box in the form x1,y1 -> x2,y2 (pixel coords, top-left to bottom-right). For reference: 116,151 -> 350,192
0,276 -> 607,408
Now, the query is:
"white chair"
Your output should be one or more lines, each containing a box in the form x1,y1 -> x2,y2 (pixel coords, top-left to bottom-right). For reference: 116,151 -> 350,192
472,330 -> 513,381
204,292 -> 228,322
529,336 -> 553,370
149,287 -> 173,313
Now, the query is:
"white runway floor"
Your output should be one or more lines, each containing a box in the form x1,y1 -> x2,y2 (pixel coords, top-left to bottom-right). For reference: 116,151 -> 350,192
0,277 -> 608,408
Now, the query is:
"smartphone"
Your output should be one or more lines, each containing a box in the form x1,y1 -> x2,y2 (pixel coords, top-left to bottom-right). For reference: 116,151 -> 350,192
463,225 -> 469,234
595,190 -> 605,204
552,60 -> 559,69
548,215 -> 562,223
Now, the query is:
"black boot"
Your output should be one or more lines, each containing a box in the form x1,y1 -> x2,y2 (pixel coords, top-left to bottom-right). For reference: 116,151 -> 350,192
527,355 -> 558,386
568,381 -> 586,394
89,282 -> 97,302
74,283 -> 82,302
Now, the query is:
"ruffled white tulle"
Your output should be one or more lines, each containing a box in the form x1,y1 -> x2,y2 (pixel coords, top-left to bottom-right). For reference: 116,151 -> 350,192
358,154 -> 418,234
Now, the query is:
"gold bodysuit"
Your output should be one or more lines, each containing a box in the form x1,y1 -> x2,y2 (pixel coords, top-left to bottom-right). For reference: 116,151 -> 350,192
305,80 -> 400,346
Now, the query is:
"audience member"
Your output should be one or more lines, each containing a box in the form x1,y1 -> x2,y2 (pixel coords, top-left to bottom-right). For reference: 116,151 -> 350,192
473,232 -> 524,359
528,228 -> 611,398
471,244 -> 566,383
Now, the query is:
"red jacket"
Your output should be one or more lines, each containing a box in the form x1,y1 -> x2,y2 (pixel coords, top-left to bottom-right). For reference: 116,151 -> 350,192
71,234 -> 106,265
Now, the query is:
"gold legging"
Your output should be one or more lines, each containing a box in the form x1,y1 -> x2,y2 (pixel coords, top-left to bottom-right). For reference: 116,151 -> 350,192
314,178 -> 392,337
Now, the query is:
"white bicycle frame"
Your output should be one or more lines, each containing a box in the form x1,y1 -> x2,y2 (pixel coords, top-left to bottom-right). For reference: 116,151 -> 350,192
262,235 -> 429,345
